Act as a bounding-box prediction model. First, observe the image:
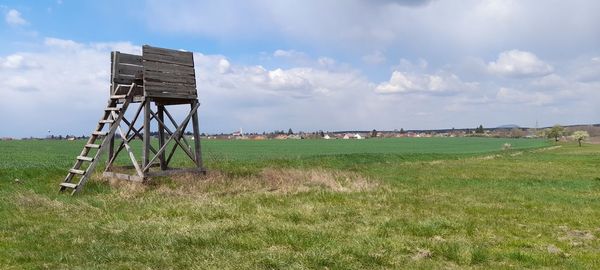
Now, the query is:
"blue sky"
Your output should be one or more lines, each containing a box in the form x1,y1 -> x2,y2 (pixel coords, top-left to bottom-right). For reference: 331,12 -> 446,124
1,0 -> 600,138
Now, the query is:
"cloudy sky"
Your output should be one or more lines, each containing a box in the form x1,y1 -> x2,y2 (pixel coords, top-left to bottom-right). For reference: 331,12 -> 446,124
1,0 -> 599,138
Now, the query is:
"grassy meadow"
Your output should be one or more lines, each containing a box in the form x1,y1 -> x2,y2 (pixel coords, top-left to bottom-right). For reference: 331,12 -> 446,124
1,137 -> 600,269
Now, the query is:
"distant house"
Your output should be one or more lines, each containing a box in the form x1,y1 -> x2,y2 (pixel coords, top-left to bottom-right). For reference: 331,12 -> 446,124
274,134 -> 288,140
232,128 -> 247,139
288,134 -> 302,140
342,133 -> 363,139
323,134 -> 331,140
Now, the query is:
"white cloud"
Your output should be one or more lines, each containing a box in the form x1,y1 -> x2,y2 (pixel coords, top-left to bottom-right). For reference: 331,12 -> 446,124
496,87 -> 553,106
530,74 -> 568,90
568,56 -> 600,82
0,38 -> 141,137
200,61 -> 365,99
487,50 -> 553,78
217,58 -> 231,74
362,50 -> 386,65
143,0 -> 600,59
374,70 -> 475,94
2,35 -> 600,137
0,54 -> 40,69
44,37 -> 84,50
317,57 -> 335,68
273,49 -> 304,58
1,54 -> 23,69
5,9 -> 27,26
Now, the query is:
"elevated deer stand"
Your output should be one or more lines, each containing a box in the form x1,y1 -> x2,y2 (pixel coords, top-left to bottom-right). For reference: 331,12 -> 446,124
59,45 -> 205,195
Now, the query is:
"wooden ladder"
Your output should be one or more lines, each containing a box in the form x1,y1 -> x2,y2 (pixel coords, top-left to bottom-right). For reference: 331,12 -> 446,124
59,83 -> 137,195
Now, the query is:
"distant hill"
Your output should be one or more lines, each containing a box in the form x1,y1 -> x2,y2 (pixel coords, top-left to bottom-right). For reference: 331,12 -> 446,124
496,124 -> 520,129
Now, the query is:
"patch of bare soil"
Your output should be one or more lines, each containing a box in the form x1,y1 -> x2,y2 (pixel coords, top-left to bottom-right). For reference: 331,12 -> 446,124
586,136 -> 600,144
477,154 -> 502,160
411,249 -> 432,260
556,225 -> 597,247
108,168 -> 378,197
532,145 -> 562,152
14,191 -> 64,209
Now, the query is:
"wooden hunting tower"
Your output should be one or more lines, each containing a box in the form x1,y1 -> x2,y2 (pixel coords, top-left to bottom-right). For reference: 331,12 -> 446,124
59,45 -> 205,194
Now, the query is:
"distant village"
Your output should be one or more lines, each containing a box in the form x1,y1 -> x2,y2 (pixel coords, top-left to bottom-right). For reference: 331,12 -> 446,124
2,124 -> 599,141
204,124 -> 600,141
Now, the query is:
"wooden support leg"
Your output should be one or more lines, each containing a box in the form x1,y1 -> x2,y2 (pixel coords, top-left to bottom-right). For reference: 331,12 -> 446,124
143,100 -> 151,174
142,103 -> 199,172
157,104 -> 167,170
108,129 -> 114,170
107,103 -> 116,170
191,100 -> 203,169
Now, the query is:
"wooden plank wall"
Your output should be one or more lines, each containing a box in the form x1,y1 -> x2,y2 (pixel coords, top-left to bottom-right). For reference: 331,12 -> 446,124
111,52 -> 144,96
142,45 -> 197,100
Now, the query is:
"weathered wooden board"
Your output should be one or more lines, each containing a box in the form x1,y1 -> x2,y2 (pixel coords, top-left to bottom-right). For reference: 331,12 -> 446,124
143,51 -> 194,67
143,45 -> 193,61
144,90 -> 197,100
112,52 -> 143,66
113,75 -> 136,85
142,45 -> 197,99
144,82 -> 196,96
113,85 -> 143,96
144,70 -> 196,85
111,52 -> 144,91
143,61 -> 195,75
116,63 -> 143,77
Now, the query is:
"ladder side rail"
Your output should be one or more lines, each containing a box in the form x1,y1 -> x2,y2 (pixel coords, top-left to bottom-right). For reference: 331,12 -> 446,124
71,83 -> 137,194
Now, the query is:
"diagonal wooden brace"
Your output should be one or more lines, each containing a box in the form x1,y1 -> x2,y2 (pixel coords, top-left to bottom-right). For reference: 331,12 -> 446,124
149,110 -> 196,162
143,102 -> 200,172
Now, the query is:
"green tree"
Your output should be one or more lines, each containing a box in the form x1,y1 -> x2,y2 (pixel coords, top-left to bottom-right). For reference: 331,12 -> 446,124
475,125 -> 484,134
371,129 -> 378,138
572,130 -> 589,147
547,124 -> 564,142
288,128 -> 293,135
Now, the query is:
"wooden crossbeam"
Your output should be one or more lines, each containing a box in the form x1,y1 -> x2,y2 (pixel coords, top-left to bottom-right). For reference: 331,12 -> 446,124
165,117 -> 191,165
121,116 -> 158,154
149,109 -> 196,162
163,107 -> 193,149
105,102 -> 158,170
105,103 -> 144,170
115,123 -> 144,177
143,103 -> 200,172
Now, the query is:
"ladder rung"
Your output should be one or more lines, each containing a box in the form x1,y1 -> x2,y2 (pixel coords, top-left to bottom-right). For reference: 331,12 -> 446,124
105,107 -> 120,111
59,183 -> 78,189
99,119 -> 114,124
85,144 -> 100,149
77,156 -> 93,162
92,131 -> 107,136
110,95 -> 127,99
69,169 -> 85,175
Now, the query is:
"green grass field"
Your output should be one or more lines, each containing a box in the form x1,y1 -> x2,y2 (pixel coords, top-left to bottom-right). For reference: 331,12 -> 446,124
1,137 -> 600,269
